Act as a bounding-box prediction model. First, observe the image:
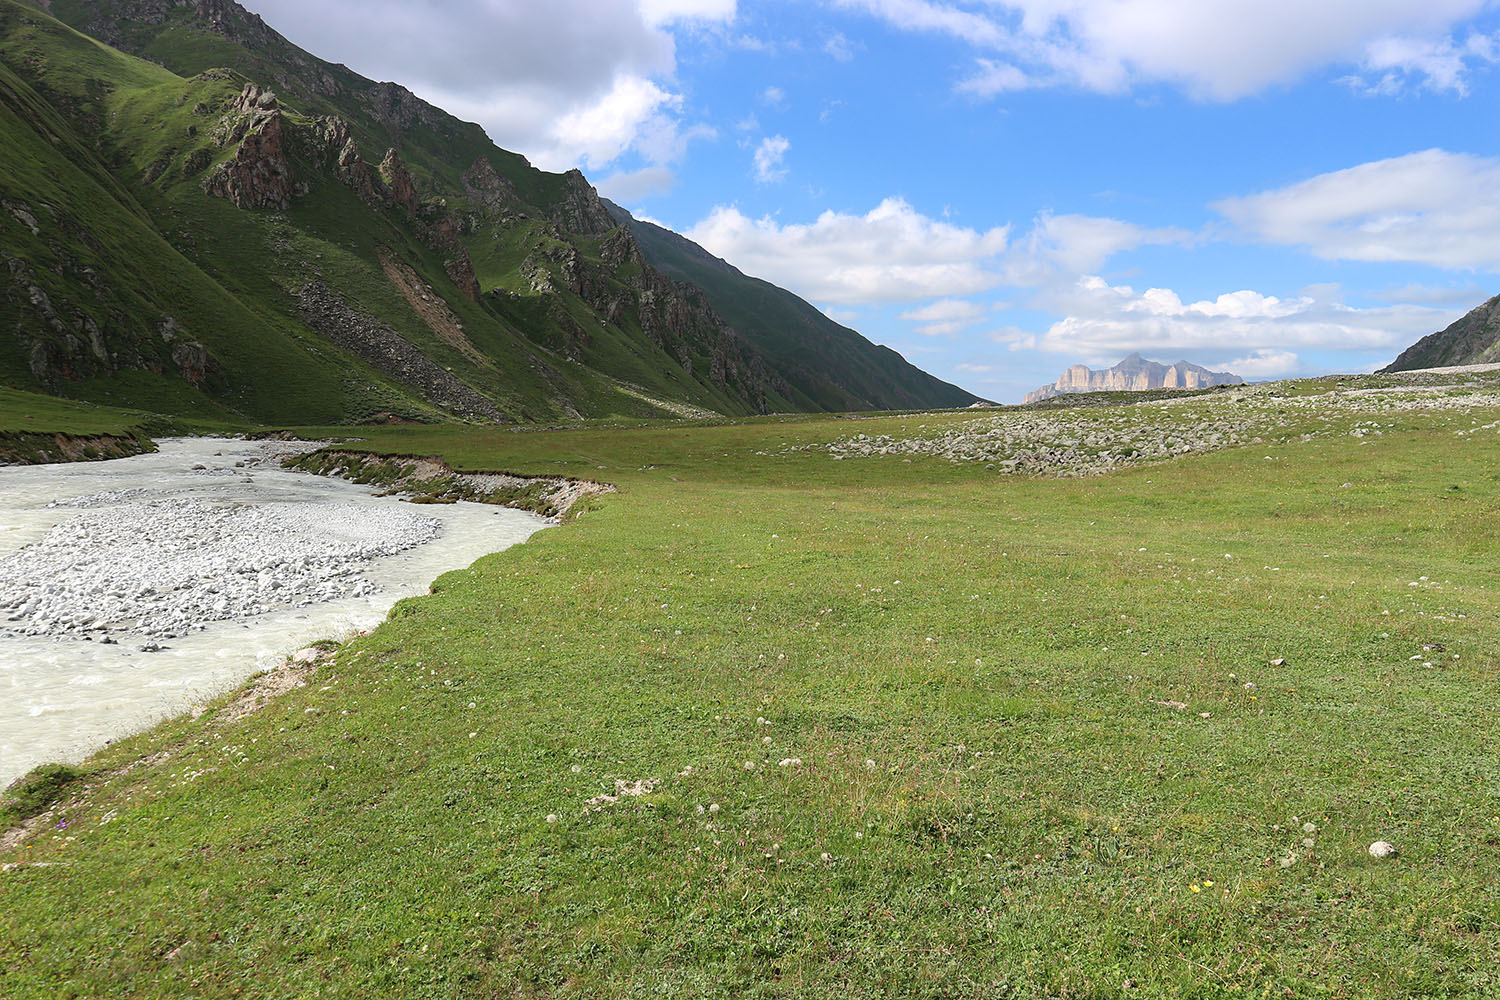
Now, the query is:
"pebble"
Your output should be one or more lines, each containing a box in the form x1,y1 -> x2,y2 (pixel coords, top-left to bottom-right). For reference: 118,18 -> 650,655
0,498 -> 438,639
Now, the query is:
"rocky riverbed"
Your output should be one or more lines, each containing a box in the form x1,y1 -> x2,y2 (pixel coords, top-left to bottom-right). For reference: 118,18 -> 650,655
0,438 -> 548,786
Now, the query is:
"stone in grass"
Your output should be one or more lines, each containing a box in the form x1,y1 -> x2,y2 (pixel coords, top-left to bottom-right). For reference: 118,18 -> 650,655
1368,841 -> 1398,859
1270,657 -> 1286,666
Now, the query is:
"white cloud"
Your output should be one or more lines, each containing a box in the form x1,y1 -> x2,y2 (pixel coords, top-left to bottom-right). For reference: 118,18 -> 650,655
1034,275 -> 1455,362
1218,349 -> 1303,378
1214,149 -> 1500,270
959,60 -> 1037,96
1343,29 -> 1500,95
545,76 -> 682,169
246,0 -> 734,173
837,0 -> 1494,100
761,85 -> 788,108
639,0 -> 736,24
752,134 -> 791,182
683,197 -> 1011,302
596,165 -> 678,202
824,32 -> 857,61
1004,212 -> 1192,283
900,298 -> 988,335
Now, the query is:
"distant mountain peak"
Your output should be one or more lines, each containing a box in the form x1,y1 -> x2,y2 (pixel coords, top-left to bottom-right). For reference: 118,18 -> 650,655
1024,355 -> 1243,404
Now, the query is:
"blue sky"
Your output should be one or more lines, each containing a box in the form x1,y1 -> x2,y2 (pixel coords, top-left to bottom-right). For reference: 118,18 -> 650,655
250,0 -> 1500,401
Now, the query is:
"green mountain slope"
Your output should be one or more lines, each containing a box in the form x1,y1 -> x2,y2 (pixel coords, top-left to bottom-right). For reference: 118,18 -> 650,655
605,200 -> 983,411
3,0 -> 975,424
1382,294 -> 1500,372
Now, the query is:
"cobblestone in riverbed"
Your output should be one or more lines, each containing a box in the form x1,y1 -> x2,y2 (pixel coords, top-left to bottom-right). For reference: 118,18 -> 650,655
0,498 -> 439,639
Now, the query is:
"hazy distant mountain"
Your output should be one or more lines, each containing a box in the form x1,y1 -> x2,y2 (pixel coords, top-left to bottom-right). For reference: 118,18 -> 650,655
1024,353 -> 1243,404
1382,294 -> 1500,372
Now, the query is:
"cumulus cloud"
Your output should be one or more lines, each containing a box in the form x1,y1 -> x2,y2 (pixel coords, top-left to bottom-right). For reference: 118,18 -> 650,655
682,197 -> 1193,305
1033,276 -> 1455,364
245,0 -> 732,173
1218,349 -> 1304,378
684,197 -> 1011,302
1214,149 -> 1500,270
838,0 -> 1494,100
752,135 -> 791,182
900,298 -> 989,335
1003,212 -> 1193,283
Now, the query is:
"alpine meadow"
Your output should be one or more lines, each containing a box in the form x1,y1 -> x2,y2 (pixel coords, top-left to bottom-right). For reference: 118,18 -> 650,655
3,1 -> 1500,998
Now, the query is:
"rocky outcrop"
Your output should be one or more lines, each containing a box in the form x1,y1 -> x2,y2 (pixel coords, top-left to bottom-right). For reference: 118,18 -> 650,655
378,148 -> 417,217
201,84 -> 295,210
1025,353 -> 1243,403
4,255 -> 110,387
1382,294 -> 1500,372
551,169 -> 617,236
294,282 -> 502,422
462,158 -> 521,213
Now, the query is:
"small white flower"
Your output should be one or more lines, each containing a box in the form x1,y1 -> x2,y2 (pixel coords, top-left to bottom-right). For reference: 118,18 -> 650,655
468,732 -> 477,739
744,760 -> 756,770
762,736 -> 772,745
1302,822 -> 1317,834
1302,837 -> 1315,848
545,814 -> 558,824
570,764 -> 581,774
855,830 -> 864,839
708,803 -> 719,814
865,759 -> 876,770
820,852 -> 832,862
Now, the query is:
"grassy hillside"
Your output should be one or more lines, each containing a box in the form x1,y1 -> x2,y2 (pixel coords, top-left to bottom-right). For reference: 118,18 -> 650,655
21,0 -> 975,421
4,374 -> 1498,997
0,1 -> 789,423
610,201 -> 982,412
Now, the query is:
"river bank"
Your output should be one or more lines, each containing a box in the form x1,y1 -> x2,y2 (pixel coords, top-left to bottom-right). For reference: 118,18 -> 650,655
0,437 -> 549,786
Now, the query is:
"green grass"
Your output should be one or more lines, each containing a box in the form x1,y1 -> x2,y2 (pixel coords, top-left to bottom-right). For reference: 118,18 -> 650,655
3,384 -> 1498,998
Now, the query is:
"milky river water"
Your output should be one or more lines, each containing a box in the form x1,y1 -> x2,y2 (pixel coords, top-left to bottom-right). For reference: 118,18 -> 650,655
0,438 -> 548,786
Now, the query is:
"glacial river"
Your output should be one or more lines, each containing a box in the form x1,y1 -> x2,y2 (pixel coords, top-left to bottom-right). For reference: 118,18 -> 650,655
0,438 -> 547,786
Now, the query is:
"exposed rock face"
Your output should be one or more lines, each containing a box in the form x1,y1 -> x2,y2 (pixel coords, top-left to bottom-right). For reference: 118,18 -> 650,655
462,158 -> 520,213
294,282 -> 502,422
552,169 -> 617,236
201,84 -> 294,210
1025,353 -> 1243,403
1382,294 -> 1500,371
4,255 -> 109,387
378,148 -> 418,217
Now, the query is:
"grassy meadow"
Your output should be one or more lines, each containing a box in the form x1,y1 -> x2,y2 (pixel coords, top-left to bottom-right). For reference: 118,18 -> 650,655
2,382 -> 1499,997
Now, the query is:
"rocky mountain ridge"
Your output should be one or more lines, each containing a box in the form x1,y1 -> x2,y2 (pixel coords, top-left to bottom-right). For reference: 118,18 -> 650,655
0,0 -> 975,425
1024,353 -> 1243,404
1382,294 -> 1500,372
